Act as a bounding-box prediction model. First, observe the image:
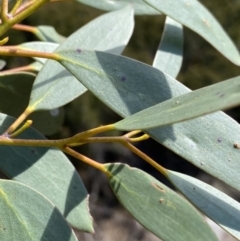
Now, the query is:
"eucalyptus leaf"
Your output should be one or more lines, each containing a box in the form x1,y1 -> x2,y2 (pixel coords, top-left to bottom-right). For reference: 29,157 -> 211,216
29,6 -> 134,111
0,72 -> 34,117
0,180 -> 78,241
114,76 -> 240,130
35,25 -> 65,43
57,49 -> 240,192
0,113 -> 93,232
153,17 -> 183,78
143,0 -> 240,65
166,170 -> 240,240
104,163 -> 218,241
77,0 -> 160,15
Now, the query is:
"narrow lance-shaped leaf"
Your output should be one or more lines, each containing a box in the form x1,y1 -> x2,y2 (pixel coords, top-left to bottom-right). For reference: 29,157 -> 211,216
0,113 -> 93,232
114,76 -> 240,130
28,6 -> 134,111
56,49 -> 240,193
166,170 -> 240,240
104,163 -> 218,241
143,0 -> 240,65
153,17 -> 183,78
76,0 -> 160,15
0,180 -> 78,241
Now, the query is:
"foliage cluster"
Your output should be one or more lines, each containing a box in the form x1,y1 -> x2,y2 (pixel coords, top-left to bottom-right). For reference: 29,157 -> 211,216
0,1 -> 240,241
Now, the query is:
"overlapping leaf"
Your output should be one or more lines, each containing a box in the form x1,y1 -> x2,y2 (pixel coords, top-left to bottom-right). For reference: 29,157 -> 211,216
114,76 -> 240,130
28,6 -> 134,111
0,113 -> 93,232
56,49 -> 240,192
104,163 -> 218,241
77,0 -> 160,15
166,170 -> 240,240
0,180 -> 78,241
143,0 -> 240,65
34,25 -> 65,43
0,72 -> 64,135
153,17 -> 183,78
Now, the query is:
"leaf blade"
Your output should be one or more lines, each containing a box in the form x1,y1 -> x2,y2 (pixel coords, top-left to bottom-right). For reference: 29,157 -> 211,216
105,163 -> 218,241
0,180 -> 78,241
0,113 -> 93,232
143,0 -> 240,65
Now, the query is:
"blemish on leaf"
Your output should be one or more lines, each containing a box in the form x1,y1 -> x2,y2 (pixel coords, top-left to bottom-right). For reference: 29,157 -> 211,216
152,183 -> 165,192
76,48 -> 82,54
159,198 -> 164,203
200,162 -> 204,166
233,142 -> 240,149
121,76 -> 127,81
218,138 -> 222,143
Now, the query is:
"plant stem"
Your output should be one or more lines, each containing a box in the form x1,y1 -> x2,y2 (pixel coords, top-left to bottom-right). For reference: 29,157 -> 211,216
10,0 -> 23,16
0,0 -> 51,37
10,120 -> 33,138
124,142 -> 168,177
0,45 -> 58,60
63,146 -> 111,177
11,23 -> 36,33
1,0 -> 9,23
4,107 -> 33,134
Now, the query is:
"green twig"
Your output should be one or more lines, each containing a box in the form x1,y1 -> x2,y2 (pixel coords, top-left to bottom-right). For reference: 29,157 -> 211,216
1,0 -> 9,23
10,0 -> 23,16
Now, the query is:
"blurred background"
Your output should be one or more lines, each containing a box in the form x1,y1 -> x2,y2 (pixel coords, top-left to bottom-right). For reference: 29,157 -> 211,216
2,0 -> 240,240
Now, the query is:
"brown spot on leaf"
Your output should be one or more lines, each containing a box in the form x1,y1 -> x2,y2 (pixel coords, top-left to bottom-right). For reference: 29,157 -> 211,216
159,198 -> 164,203
233,143 -> 240,149
152,183 -> 165,192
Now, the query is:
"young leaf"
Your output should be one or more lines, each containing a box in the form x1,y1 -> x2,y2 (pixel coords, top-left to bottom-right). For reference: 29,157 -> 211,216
0,180 -> 78,241
0,113 -> 93,232
114,75 -> 240,130
29,6 -> 134,111
77,0 -> 160,15
143,0 -> 240,65
57,49 -> 240,192
153,17 -> 183,78
104,163 -> 218,241
0,59 -> 6,70
166,170 -> 240,240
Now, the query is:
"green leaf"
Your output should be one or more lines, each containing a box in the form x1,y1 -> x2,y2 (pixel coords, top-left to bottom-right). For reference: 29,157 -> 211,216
0,72 -> 34,117
34,25 -> 65,43
57,49 -> 240,192
143,0 -> 240,65
0,113 -> 93,232
114,76 -> 240,130
29,6 -> 134,111
77,0 -> 160,15
104,163 -> 218,241
166,170 -> 240,240
29,108 -> 64,136
153,17 -> 183,78
0,73 -> 64,136
0,180 -> 78,241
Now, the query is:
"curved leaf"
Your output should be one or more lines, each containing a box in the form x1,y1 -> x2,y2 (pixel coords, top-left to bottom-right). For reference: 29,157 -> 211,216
77,0 -> 160,15
57,49 -> 240,192
104,163 -> 218,241
35,25 -> 65,43
167,170 -> 240,240
0,180 -> 78,241
0,113 -> 93,232
29,6 -> 134,111
143,0 -> 240,65
153,17 -> 183,78
114,75 -> 240,130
